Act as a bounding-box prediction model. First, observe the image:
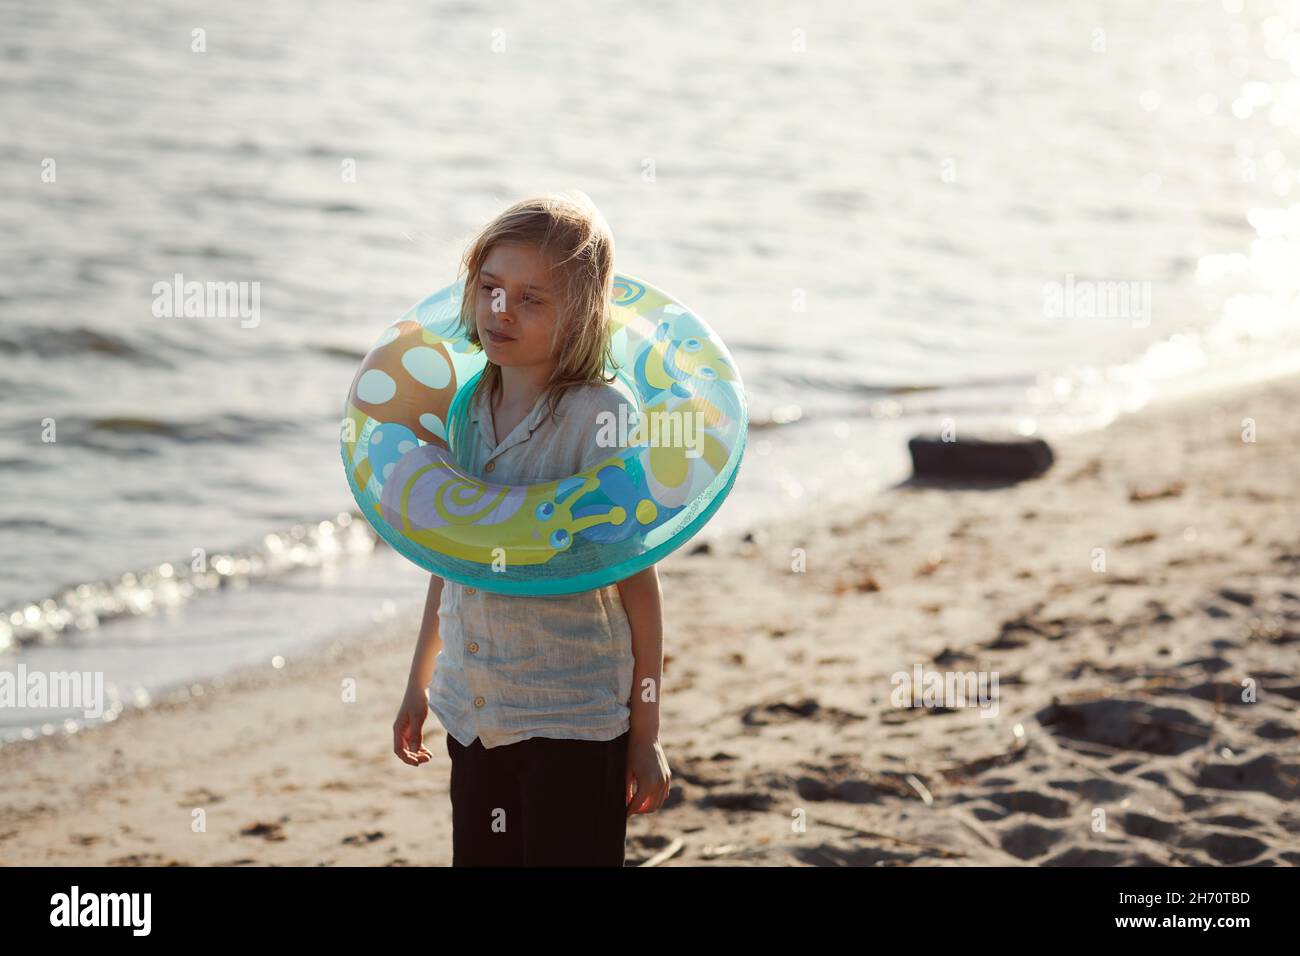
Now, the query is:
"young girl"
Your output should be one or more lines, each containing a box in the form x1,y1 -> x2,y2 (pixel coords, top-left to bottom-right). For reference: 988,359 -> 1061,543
391,191 -> 671,867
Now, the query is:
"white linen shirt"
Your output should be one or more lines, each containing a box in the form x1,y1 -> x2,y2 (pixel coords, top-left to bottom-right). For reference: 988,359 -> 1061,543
426,380 -> 638,749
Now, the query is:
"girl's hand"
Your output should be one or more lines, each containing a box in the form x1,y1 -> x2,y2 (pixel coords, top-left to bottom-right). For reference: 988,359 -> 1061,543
625,735 -> 671,816
393,685 -> 434,766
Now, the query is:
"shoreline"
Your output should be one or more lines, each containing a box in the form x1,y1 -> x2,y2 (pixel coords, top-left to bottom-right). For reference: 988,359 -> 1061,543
2,371 -> 1298,865
3,357 -> 1296,710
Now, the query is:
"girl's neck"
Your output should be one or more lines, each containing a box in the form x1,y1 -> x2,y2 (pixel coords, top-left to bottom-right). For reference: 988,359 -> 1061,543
497,363 -> 554,409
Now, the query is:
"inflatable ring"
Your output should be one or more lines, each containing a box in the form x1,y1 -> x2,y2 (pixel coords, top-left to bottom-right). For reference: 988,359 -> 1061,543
340,273 -> 747,595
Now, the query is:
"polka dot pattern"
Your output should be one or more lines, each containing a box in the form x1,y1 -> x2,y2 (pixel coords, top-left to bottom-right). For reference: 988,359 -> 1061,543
356,369 -> 396,404
401,346 -> 451,390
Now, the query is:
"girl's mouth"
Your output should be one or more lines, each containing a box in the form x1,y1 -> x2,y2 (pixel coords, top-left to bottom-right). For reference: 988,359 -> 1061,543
486,329 -> 514,343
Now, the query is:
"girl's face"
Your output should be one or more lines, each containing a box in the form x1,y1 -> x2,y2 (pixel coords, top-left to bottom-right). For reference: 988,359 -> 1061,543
474,242 -> 560,371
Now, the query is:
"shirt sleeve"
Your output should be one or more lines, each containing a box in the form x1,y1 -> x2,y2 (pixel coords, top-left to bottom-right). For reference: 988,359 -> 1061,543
576,384 -> 635,474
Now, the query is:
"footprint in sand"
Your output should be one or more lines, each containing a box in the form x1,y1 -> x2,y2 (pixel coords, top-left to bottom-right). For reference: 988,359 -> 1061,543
740,697 -> 867,728
981,790 -> 1073,819
1185,831 -> 1270,864
1034,699 -> 1212,756
1256,720 -> 1298,740
240,820 -> 287,841
998,821 -> 1066,860
1195,754 -> 1300,801
794,768 -> 916,805
1042,846 -> 1163,866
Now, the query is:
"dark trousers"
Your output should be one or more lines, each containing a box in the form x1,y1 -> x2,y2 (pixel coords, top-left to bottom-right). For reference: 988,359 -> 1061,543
445,730 -> 630,867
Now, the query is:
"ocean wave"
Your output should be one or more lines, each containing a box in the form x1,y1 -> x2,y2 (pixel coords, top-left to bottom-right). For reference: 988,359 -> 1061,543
0,325 -> 173,365
0,511 -> 378,652
80,412 -> 297,444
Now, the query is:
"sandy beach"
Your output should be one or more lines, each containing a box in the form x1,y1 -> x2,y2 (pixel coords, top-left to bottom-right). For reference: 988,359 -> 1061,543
3,372 -> 1298,867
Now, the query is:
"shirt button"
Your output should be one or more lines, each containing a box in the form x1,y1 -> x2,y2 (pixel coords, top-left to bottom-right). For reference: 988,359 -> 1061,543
473,696 -> 485,708
484,461 -> 495,473
465,587 -> 475,595
467,642 -> 479,654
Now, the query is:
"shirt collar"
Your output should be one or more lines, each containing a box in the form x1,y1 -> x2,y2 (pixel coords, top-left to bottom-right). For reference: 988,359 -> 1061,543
469,385 -> 553,459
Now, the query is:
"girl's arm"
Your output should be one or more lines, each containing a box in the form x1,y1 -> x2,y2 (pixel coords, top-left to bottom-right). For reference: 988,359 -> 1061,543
406,574 -> 444,694
394,574 -> 443,766
617,563 -> 671,814
617,564 -> 663,741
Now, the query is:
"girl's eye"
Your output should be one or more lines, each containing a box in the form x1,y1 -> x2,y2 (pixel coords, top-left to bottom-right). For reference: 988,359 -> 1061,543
479,283 -> 541,306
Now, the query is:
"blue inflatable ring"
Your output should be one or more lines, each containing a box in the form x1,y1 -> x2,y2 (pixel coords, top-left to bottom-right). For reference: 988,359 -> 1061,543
340,274 -> 747,595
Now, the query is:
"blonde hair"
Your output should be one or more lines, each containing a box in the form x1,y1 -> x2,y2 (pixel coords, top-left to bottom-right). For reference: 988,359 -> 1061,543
452,190 -> 618,444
